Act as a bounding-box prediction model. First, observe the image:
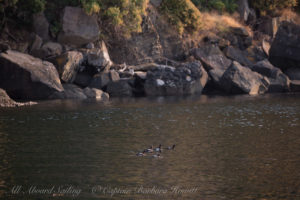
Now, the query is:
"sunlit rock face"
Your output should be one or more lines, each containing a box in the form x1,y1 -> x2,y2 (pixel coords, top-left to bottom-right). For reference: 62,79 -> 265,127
52,51 -> 84,83
144,61 -> 208,96
0,50 -> 63,100
58,6 -> 100,47
220,61 -> 270,95
191,45 -> 232,72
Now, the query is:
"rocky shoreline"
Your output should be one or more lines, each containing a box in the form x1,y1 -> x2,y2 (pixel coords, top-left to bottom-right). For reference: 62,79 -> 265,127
1,4 -> 300,107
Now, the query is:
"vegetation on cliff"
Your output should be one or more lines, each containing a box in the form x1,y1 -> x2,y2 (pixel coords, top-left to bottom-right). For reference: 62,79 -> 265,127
0,0 -> 298,37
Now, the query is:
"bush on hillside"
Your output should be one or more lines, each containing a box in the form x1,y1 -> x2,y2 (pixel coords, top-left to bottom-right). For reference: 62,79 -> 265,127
160,0 -> 202,35
0,0 -> 45,26
192,0 -> 238,13
250,0 -> 298,14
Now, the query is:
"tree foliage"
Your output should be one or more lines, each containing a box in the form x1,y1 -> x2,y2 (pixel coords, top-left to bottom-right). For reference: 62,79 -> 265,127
191,0 -> 238,13
0,0 -> 149,36
250,0 -> 298,13
161,0 -> 202,34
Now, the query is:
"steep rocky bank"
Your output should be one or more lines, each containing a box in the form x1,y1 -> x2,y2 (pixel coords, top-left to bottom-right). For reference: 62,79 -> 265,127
0,0 -> 300,107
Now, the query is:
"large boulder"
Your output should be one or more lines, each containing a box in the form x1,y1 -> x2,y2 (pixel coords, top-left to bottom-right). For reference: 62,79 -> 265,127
237,0 -> 250,22
191,45 -> 232,71
107,79 -> 133,97
269,21 -> 300,70
74,72 -> 93,87
85,41 -> 113,71
53,51 -> 84,83
207,68 -> 225,90
89,70 -> 120,89
0,50 -> 63,100
32,42 -> 63,59
58,6 -> 100,47
220,61 -> 270,95
0,88 -> 36,107
144,61 -> 208,96
83,87 -> 109,101
224,46 -> 253,67
50,84 -> 86,99
251,60 -> 290,93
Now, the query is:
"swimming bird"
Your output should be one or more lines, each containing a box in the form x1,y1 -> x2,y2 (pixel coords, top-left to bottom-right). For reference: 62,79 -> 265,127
165,144 -> 176,150
145,145 -> 153,153
155,144 -> 162,152
152,153 -> 162,158
136,150 -> 146,156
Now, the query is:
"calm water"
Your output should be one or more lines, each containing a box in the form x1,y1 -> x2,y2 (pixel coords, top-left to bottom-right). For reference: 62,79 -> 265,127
0,94 -> 300,200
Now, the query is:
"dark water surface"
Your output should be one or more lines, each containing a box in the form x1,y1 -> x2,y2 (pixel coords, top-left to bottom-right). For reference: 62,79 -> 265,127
0,94 -> 300,200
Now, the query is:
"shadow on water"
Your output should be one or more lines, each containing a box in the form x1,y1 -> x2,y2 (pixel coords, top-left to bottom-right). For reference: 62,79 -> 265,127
0,93 -> 300,199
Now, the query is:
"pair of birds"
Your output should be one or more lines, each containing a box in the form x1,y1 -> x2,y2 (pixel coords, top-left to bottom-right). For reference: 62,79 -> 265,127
136,144 -> 176,157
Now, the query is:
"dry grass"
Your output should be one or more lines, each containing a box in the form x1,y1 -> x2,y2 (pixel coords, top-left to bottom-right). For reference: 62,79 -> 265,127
279,9 -> 300,24
199,11 -> 252,35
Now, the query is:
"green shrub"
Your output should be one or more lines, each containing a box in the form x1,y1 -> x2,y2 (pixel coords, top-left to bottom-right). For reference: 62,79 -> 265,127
81,0 -> 100,15
191,0 -> 237,13
250,0 -> 298,13
160,0 -> 202,34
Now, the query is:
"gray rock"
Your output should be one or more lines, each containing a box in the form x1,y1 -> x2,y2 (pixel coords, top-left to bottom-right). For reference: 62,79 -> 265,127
0,88 -> 37,107
86,41 -> 113,71
60,84 -> 87,99
150,0 -> 162,7
145,61 -> 208,96
230,27 -> 250,37
74,73 -> 93,87
237,0 -> 250,22
58,6 -> 100,47
110,70 -> 120,82
224,46 -> 253,67
208,68 -> 225,88
54,51 -> 84,83
89,70 -> 120,89
0,50 -> 63,100
258,17 -> 281,38
32,12 -> 49,41
50,84 -> 109,100
252,59 -> 281,78
290,80 -> 300,92
247,8 -> 256,24
220,61 -> 270,95
89,73 -> 110,89
107,79 -> 133,97
191,45 -> 232,71
83,87 -> 109,100
252,60 -> 290,93
269,21 -> 300,70
245,46 -> 267,63
285,67 -> 300,80
32,42 -> 63,59
30,34 -> 43,53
